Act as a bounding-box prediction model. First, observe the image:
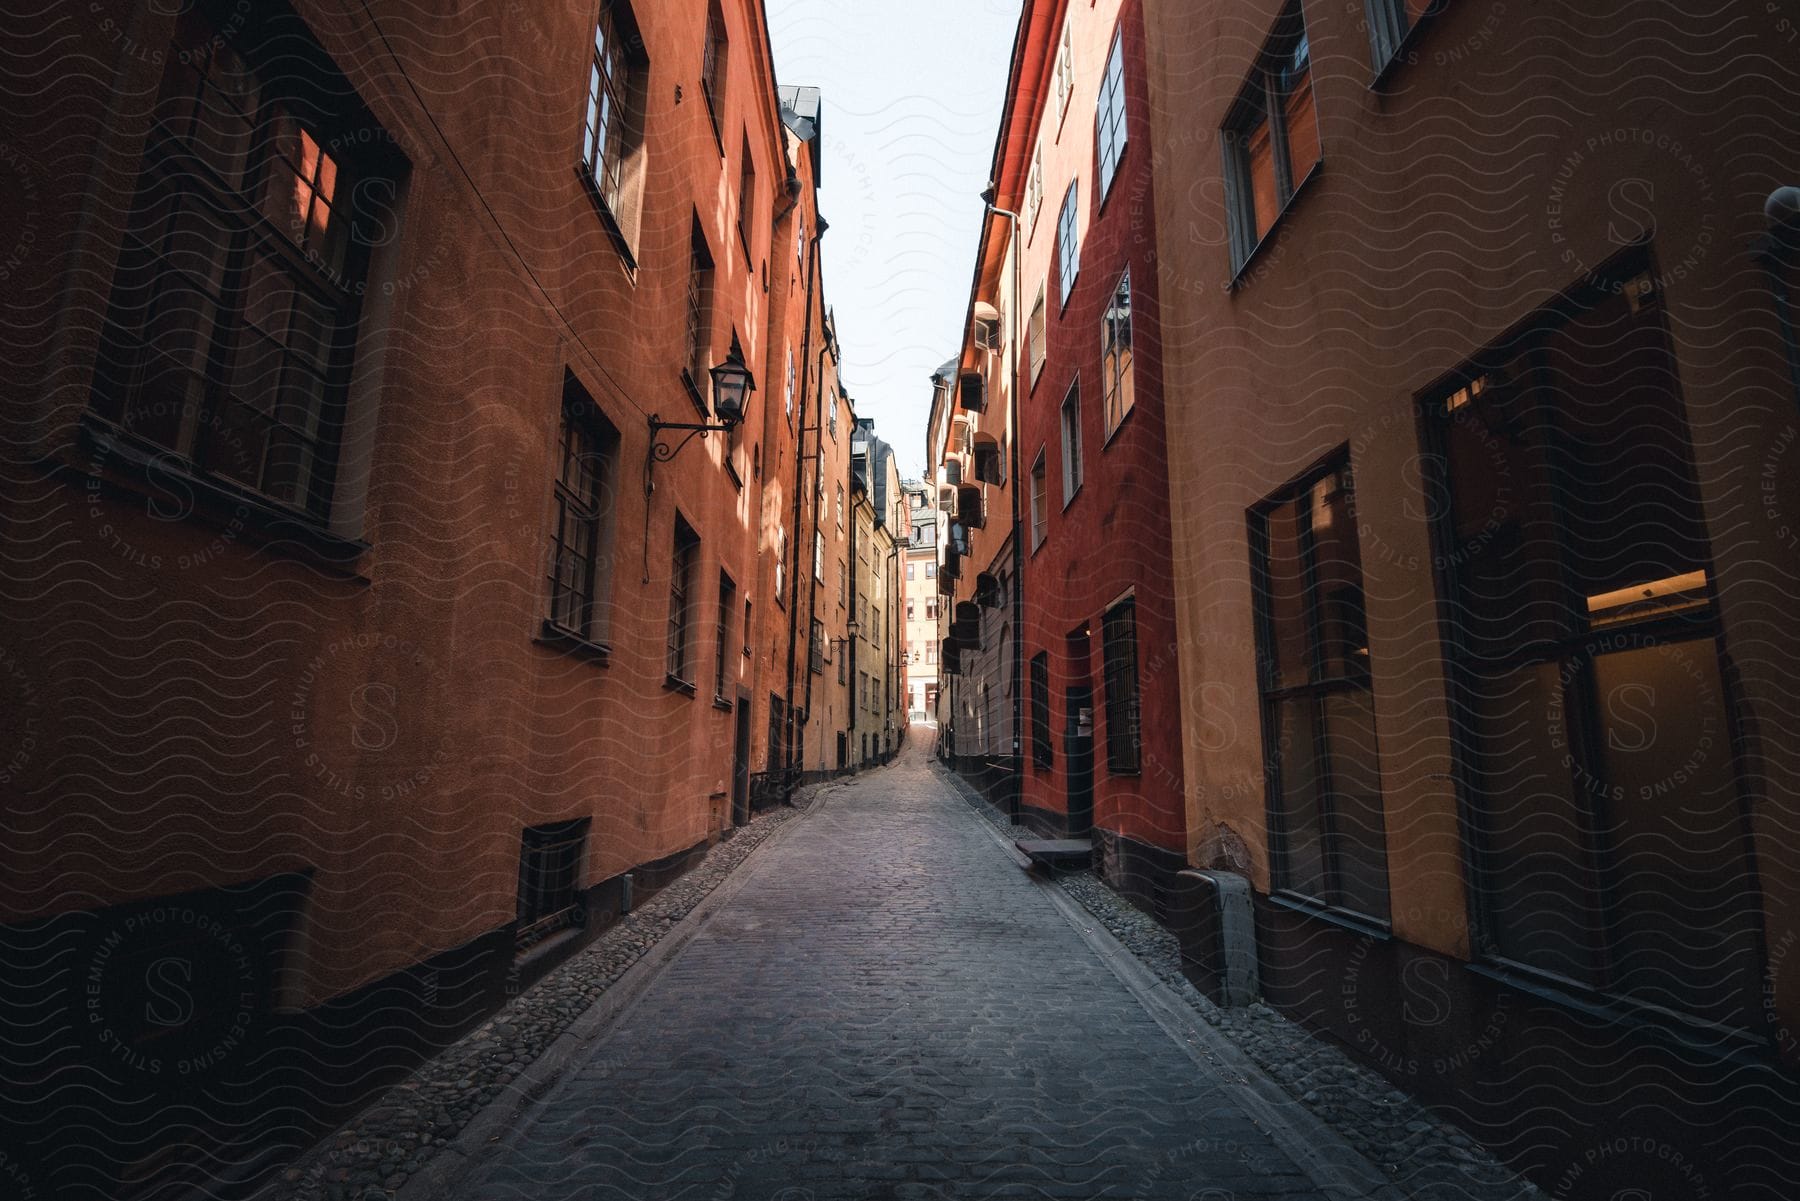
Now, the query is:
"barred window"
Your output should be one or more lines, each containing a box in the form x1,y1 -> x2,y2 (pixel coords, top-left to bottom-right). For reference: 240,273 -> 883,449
547,376 -> 620,643
666,516 -> 700,684
89,6 -> 392,523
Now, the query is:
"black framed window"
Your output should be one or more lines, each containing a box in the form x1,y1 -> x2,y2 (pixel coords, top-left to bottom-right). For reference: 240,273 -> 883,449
517,819 -> 589,950
1364,0 -> 1439,72
736,133 -> 756,253
1096,31 -> 1128,198
547,376 -> 619,643
715,571 -> 735,701
89,5 -> 390,524
1101,596 -> 1141,774
1030,651 -> 1053,769
1056,181 -> 1080,307
683,222 -> 715,407
700,1 -> 727,132
811,618 -> 825,675
666,516 -> 700,685
1221,2 -> 1319,272
1101,270 -> 1134,436
581,0 -> 646,227
1424,258 -> 1760,1028
1249,456 -> 1389,920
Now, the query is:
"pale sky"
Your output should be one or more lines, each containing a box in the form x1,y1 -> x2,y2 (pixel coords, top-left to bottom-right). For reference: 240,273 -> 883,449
766,0 -> 1020,481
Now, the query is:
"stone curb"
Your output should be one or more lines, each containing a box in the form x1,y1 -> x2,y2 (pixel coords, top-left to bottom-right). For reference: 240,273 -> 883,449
932,760 -> 1405,1201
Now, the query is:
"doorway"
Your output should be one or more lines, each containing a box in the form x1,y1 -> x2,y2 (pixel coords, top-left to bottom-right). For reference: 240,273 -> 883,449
732,690 -> 752,826
1065,623 -> 1095,838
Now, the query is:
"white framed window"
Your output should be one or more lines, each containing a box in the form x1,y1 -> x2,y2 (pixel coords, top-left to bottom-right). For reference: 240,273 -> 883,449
1060,380 -> 1083,505
1053,17 -> 1075,122
1056,181 -> 1080,307
1024,142 -> 1045,236
1096,31 -> 1127,199
1028,285 -> 1047,382
1029,451 -> 1048,549
785,348 -> 795,420
1101,269 -> 1134,436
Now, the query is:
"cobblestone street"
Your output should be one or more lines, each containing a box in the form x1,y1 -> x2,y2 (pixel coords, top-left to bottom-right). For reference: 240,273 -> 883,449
424,736 -> 1394,1201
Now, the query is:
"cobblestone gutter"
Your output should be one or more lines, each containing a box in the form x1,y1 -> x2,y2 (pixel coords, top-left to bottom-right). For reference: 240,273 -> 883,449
266,789 -> 826,1201
933,760 -> 1543,1201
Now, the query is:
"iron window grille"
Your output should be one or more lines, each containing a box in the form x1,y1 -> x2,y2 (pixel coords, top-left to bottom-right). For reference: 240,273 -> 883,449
1249,455 -> 1389,923
89,6 -> 389,525
1221,2 -> 1320,274
547,377 -> 619,644
666,516 -> 700,685
516,819 -> 590,950
1096,30 -> 1128,199
1101,596 -> 1142,775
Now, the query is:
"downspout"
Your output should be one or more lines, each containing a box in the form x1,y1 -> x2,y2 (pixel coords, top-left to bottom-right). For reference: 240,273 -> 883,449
981,196 -> 1026,818
848,479 -> 859,755
782,219 -> 827,794
798,339 -> 833,774
1756,186 -> 1800,414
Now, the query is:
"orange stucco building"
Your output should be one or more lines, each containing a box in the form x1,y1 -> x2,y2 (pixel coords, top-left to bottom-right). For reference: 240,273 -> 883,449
1143,0 -> 1800,1194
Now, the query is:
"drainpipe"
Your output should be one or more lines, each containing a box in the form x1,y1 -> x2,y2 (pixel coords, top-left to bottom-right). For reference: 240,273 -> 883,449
1755,186 -> 1800,415
797,339 -> 834,776
782,218 -> 828,797
981,189 -> 1025,819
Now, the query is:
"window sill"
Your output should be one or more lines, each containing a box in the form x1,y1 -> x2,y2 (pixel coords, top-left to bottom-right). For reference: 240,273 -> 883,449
573,163 -> 639,274
77,414 -> 371,575
1226,159 -> 1324,292
1268,890 -> 1394,941
535,621 -> 612,665
712,694 -> 734,712
1465,959 -> 1773,1067
1061,481 -> 1082,512
1095,140 -> 1130,218
664,673 -> 698,697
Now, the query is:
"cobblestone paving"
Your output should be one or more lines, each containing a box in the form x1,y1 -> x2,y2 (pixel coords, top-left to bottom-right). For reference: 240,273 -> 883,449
271,796 -> 810,1201
936,764 -> 1541,1201
440,741 -> 1343,1201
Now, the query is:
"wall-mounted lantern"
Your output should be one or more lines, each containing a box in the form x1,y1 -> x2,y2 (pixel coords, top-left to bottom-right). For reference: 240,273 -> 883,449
645,344 -> 756,495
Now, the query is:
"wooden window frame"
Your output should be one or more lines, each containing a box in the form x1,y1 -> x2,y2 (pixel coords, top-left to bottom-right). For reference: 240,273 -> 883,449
1220,1 -> 1320,275
1101,268 -> 1134,439
666,515 -> 701,690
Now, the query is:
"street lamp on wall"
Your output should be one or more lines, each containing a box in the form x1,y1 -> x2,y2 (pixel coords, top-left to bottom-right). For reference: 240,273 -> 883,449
645,344 -> 756,496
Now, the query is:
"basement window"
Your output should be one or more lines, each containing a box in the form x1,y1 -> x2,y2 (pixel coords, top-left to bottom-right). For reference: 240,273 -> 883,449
517,819 -> 589,951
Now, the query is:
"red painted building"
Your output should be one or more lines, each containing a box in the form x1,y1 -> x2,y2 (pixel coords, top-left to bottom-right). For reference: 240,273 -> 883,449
954,0 -> 1186,912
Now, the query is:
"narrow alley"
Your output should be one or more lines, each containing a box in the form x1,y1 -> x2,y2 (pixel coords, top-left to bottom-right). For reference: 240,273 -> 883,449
420,735 -> 1377,1201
